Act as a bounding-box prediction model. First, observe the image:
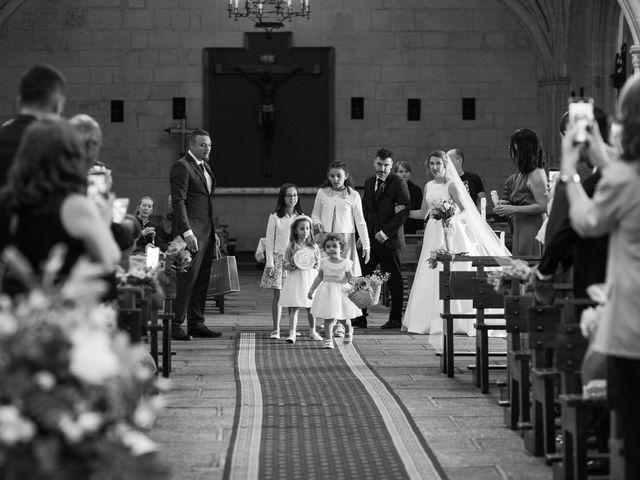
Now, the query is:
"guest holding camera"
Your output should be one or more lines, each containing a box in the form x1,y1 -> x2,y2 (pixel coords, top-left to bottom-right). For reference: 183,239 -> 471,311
562,74 -> 640,480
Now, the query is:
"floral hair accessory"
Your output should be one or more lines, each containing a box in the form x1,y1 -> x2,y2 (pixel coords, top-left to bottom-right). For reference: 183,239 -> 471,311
292,214 -> 313,225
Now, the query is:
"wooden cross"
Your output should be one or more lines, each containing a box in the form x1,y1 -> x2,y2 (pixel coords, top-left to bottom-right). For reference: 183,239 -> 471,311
164,118 -> 196,157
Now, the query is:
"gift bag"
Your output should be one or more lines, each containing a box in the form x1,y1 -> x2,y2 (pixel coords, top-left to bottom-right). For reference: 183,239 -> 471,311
209,248 -> 240,295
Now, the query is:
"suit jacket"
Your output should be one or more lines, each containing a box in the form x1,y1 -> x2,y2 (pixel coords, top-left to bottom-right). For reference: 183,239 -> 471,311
169,152 -> 216,241
362,172 -> 410,250
538,171 -> 607,298
0,114 -> 36,186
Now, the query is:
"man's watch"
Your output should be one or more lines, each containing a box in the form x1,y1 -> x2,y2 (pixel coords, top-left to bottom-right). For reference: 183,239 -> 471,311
559,172 -> 580,184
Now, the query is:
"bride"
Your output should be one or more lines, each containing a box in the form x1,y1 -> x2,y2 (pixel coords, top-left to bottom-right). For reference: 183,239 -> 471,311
402,150 -> 511,335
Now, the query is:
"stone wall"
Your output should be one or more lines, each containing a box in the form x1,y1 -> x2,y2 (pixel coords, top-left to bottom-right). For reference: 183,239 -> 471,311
0,0 -> 541,251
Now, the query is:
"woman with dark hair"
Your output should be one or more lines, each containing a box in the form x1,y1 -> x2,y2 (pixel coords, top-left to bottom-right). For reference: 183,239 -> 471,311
494,128 -> 548,255
260,183 -> 304,339
563,74 -> 640,479
0,118 -> 120,292
311,160 -> 370,276
394,160 -> 424,235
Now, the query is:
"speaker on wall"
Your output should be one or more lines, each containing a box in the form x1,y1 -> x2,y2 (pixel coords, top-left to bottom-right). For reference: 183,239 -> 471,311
462,98 -> 476,120
351,97 -> 364,120
110,100 -> 124,123
173,97 -> 186,119
407,98 -> 421,121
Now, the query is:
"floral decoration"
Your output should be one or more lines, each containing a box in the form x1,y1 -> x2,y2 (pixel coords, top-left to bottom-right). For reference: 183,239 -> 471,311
163,238 -> 192,274
579,283 -> 607,341
0,246 -> 170,480
485,259 -> 533,293
427,248 -> 468,269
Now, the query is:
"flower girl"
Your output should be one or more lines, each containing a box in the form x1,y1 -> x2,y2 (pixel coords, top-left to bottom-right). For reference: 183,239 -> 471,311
307,234 -> 361,349
279,215 -> 321,343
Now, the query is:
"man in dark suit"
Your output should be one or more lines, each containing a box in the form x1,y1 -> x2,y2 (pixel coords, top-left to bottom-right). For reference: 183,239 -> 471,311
170,129 -> 221,340
0,64 -> 66,186
354,147 -> 410,330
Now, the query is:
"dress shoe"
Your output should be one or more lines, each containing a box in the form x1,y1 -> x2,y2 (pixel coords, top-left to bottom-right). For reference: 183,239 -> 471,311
586,458 -> 609,475
188,325 -> 222,338
351,316 -> 367,329
171,325 -> 191,341
381,319 -> 402,329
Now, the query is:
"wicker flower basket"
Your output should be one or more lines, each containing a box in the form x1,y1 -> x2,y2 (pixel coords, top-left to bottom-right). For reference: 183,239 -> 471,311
348,283 -> 382,309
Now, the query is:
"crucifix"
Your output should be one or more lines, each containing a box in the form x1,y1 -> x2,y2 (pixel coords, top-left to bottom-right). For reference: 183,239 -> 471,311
164,118 -> 196,157
215,62 -> 321,177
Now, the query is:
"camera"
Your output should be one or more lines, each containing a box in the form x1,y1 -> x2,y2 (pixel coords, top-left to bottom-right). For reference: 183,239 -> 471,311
568,97 -> 594,145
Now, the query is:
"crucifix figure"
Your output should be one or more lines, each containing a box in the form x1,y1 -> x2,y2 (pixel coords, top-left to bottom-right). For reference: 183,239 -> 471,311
164,118 -> 196,157
234,66 -> 302,158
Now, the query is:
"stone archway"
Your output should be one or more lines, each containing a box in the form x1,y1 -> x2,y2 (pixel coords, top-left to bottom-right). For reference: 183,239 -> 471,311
0,0 -> 25,30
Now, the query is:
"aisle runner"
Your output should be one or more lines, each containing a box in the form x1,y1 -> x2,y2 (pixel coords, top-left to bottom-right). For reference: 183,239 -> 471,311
224,333 -> 447,480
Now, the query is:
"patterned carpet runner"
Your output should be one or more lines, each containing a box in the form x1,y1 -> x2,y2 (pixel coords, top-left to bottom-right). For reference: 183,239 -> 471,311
224,333 -> 447,480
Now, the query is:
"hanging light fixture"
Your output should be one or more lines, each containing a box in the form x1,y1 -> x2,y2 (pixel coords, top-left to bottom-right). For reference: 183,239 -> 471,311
227,0 -> 310,35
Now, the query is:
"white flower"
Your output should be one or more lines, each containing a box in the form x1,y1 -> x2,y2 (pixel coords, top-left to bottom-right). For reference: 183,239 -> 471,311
0,311 -> 18,336
69,327 -> 120,385
34,371 -> 56,390
116,424 -> 158,456
76,411 -> 102,434
0,406 -> 36,445
580,306 -> 603,339
58,414 -> 84,443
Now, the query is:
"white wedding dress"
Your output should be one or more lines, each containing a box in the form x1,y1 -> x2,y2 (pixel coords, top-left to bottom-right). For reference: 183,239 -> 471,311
402,180 -> 510,336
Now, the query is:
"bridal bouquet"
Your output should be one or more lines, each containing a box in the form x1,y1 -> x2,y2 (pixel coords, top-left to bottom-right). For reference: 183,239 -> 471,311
431,199 -> 458,228
0,246 -> 170,480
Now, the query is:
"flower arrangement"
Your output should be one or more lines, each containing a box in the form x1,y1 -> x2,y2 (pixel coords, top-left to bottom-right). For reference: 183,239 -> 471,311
485,259 -> 533,293
0,246 -> 169,480
347,270 -> 390,309
427,248 -> 468,269
431,199 -> 458,228
163,238 -> 192,274
579,283 -> 607,341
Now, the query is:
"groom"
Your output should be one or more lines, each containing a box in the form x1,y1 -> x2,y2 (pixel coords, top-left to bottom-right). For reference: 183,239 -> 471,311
355,147 -> 410,329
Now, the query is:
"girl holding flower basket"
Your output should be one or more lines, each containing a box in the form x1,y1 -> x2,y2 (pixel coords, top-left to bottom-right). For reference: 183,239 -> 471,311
402,150 -> 511,336
307,234 -> 361,349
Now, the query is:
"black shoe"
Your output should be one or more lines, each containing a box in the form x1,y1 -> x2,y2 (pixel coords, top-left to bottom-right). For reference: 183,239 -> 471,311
171,325 -> 191,341
586,458 -> 609,475
352,316 -> 367,329
188,325 -> 222,338
381,320 -> 402,329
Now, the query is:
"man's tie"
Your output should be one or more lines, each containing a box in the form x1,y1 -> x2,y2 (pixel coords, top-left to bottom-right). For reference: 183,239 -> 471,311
198,163 -> 212,192
375,178 -> 384,200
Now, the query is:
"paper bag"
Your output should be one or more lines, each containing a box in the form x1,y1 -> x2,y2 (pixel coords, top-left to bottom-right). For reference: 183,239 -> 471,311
209,255 -> 240,295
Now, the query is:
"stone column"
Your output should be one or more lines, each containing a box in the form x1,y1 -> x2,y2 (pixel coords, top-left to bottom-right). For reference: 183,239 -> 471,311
631,44 -> 640,74
538,77 -> 571,169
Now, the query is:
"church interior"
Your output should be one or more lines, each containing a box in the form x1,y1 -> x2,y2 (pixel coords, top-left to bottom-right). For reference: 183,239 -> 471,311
1,1 -> 639,479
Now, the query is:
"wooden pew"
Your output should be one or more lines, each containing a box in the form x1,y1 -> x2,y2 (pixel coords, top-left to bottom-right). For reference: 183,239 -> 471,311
502,293 -> 534,430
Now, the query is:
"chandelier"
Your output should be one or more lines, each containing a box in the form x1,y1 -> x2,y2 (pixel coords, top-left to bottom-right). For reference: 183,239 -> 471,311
227,0 -> 310,34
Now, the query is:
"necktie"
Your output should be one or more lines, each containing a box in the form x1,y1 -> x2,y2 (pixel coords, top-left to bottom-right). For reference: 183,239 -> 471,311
375,178 -> 383,192
199,163 -> 212,192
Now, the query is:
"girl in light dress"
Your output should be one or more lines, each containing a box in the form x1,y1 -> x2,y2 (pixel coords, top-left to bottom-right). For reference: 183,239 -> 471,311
311,161 -> 370,338
278,215 -> 322,344
307,234 -> 361,349
260,184 -> 304,339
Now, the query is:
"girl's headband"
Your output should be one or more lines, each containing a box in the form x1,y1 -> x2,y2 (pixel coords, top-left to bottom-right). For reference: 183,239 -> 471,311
292,214 -> 313,225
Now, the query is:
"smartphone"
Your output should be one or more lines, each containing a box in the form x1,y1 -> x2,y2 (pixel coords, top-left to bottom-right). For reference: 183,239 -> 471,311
490,190 -> 500,206
112,198 -> 129,224
568,97 -> 594,145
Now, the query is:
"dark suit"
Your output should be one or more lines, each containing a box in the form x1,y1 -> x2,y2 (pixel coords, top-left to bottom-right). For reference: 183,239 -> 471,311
362,172 -> 410,322
170,152 -> 216,330
0,114 -> 36,186
404,180 -> 424,235
538,171 -> 608,298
